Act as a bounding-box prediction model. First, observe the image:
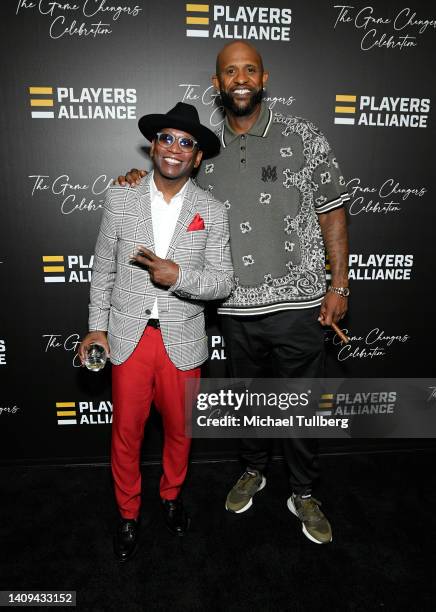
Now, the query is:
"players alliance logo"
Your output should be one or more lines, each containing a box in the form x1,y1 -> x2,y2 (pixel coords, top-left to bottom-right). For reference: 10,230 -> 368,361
317,392 -> 397,416
210,335 -> 226,360
261,166 -> 277,182
56,400 -> 112,426
185,4 -> 292,41
28,86 -> 137,119
0,339 -> 6,366
42,255 -> 93,283
334,93 -> 430,128
348,253 -> 414,280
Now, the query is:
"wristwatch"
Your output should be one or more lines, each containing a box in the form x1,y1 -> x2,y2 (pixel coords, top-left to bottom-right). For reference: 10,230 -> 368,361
328,286 -> 350,297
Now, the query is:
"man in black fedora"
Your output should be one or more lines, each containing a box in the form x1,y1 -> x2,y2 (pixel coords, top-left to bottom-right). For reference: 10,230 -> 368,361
79,102 -> 234,561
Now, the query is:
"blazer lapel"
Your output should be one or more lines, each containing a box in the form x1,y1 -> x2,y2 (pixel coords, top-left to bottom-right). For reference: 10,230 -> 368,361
137,174 -> 155,249
165,180 -> 198,258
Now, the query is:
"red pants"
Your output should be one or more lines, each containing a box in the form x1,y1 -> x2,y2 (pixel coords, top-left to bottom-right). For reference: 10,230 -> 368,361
111,326 -> 200,519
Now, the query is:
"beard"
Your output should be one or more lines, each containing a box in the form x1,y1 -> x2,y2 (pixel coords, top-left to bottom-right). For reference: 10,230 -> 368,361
219,88 -> 264,116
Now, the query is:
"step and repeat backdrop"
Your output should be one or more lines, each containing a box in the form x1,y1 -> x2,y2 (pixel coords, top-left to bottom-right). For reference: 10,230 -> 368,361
1,0 -> 435,464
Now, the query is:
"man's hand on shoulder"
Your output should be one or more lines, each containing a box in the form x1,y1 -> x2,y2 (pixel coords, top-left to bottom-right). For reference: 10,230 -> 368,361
113,168 -> 147,187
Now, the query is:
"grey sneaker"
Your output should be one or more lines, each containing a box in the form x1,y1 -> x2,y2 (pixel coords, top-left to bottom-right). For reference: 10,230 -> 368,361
287,494 -> 332,544
225,469 -> 266,513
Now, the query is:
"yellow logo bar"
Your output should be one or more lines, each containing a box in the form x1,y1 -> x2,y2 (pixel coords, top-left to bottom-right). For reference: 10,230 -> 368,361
56,402 -> 76,408
321,394 -> 334,399
29,86 -> 53,94
186,3 -> 209,11
31,99 -> 54,107
186,16 -> 209,24
57,410 -> 76,416
319,402 -> 333,408
43,266 -> 65,273
43,256 -> 64,262
336,94 -> 356,102
335,106 -> 356,114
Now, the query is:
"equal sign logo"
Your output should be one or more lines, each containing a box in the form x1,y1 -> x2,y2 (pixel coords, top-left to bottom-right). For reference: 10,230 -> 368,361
334,94 -> 357,125
186,3 -> 210,37
43,256 -> 65,283
29,86 -> 54,119
317,393 -> 334,416
56,401 -> 77,425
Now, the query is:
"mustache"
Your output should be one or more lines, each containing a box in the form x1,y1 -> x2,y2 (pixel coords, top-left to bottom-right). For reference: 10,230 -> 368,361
219,88 -> 264,116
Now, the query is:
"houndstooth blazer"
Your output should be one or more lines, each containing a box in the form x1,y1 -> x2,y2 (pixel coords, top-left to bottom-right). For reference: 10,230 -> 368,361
88,174 -> 234,369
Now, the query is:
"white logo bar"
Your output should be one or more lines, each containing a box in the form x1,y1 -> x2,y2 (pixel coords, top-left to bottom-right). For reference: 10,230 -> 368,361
58,419 -> 77,425
44,276 -> 66,283
31,111 -> 55,119
186,29 -> 209,37
334,117 -> 355,125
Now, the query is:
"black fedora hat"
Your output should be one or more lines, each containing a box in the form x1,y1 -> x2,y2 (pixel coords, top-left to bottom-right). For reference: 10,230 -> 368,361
138,102 -> 220,159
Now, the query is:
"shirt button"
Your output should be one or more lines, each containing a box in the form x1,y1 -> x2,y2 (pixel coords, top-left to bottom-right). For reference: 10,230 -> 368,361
241,134 -> 245,140
241,146 -> 246,151
241,159 -> 246,163
145,309 -> 151,315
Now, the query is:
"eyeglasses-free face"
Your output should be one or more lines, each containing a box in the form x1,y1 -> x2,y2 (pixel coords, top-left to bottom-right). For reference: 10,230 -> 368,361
155,131 -> 199,153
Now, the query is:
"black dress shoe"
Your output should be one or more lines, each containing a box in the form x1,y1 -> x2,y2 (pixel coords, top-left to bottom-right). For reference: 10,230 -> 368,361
162,498 -> 190,536
113,518 -> 139,562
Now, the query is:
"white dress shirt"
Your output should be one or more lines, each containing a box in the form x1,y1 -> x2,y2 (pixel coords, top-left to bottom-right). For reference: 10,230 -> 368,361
149,172 -> 188,318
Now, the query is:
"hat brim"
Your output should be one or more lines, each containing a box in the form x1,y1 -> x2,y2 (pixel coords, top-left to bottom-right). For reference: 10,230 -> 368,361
138,114 -> 220,159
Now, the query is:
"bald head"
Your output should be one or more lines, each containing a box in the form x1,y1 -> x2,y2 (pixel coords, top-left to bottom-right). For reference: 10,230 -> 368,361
212,41 -> 269,118
215,41 -> 264,75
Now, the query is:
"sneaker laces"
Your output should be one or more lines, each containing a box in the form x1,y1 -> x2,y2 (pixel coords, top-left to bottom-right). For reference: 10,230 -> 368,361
295,496 -> 324,523
237,470 -> 260,491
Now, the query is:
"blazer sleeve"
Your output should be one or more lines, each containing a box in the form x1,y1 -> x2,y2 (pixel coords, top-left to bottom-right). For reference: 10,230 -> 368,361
88,188 -> 119,331
169,201 -> 234,301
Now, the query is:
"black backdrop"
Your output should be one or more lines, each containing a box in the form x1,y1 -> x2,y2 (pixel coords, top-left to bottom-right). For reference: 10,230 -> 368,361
1,0 -> 435,464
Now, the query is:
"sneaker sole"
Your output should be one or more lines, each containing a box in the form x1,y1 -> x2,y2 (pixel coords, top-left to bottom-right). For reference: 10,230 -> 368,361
286,497 -> 332,544
225,476 -> 266,514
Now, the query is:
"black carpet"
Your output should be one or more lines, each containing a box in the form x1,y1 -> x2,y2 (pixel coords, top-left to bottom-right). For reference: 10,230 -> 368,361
1,450 -> 435,612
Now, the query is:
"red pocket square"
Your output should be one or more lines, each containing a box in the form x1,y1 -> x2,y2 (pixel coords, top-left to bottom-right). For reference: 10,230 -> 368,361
187,213 -> 205,231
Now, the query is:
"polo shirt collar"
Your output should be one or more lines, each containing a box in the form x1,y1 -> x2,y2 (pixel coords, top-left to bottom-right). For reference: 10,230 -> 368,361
222,102 -> 273,147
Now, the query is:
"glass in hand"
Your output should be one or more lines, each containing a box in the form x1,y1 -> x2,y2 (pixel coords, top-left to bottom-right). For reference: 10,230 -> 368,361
84,343 -> 107,372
